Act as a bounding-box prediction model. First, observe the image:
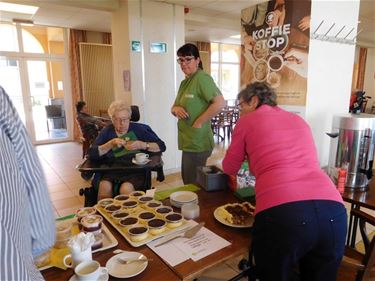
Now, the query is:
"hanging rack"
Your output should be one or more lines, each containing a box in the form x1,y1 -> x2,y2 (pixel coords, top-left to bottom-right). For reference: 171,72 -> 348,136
311,20 -> 361,45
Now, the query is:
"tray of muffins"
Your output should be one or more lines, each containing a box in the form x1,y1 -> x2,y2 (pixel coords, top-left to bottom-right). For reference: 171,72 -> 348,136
35,208 -> 118,271
95,191 -> 189,247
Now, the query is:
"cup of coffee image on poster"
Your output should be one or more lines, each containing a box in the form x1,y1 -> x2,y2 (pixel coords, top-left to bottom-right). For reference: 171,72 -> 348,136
241,0 -> 311,106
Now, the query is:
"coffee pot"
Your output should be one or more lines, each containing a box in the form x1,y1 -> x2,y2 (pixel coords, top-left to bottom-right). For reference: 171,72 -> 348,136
327,113 -> 375,191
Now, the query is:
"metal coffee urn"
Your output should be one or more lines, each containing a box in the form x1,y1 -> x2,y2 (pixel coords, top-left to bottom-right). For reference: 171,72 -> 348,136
328,113 -> 375,191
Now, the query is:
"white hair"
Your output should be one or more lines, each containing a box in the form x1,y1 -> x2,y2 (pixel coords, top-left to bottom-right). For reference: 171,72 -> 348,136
107,100 -> 132,119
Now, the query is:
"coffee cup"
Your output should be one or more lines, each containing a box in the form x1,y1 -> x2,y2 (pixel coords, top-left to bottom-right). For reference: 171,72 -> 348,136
74,260 -> 108,281
63,246 -> 92,268
267,54 -> 284,72
135,153 -> 149,163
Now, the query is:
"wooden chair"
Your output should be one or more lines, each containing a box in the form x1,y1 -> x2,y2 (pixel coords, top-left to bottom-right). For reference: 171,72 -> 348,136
338,209 -> 375,281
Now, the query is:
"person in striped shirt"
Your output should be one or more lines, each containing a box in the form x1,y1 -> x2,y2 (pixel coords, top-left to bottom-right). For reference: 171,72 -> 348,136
0,86 -> 55,280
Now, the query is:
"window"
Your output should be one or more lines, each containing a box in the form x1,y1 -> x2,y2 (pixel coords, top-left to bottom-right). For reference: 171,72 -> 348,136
211,43 -> 240,101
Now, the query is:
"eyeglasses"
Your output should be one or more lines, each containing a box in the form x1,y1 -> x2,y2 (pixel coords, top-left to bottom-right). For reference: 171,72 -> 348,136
177,56 -> 195,65
113,117 -> 130,123
236,100 -> 247,108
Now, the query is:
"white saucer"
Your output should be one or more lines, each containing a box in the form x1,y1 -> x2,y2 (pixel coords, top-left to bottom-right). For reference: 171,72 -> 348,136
69,268 -> 109,281
132,158 -> 151,165
106,251 -> 148,278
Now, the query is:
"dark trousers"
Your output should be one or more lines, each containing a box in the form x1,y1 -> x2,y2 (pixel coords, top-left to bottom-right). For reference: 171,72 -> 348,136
181,150 -> 212,184
252,200 -> 347,281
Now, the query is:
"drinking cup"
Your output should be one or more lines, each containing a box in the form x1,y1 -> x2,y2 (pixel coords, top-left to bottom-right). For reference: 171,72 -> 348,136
74,260 -> 108,281
267,54 -> 284,72
63,246 -> 92,268
135,153 -> 149,163
181,203 -> 200,220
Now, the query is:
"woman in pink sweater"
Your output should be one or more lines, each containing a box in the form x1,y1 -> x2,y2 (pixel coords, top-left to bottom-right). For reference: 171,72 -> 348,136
222,82 -> 346,281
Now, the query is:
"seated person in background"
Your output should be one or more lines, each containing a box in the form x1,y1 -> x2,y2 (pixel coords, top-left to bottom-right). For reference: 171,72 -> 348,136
76,101 -> 108,141
88,100 -> 166,200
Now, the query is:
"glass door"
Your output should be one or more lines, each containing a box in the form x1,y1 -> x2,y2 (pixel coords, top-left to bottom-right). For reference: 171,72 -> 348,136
27,60 -> 67,141
0,23 -> 70,144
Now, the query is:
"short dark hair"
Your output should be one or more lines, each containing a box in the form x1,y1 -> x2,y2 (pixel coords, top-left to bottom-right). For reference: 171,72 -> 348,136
238,82 -> 277,108
177,43 -> 203,70
76,101 -> 86,113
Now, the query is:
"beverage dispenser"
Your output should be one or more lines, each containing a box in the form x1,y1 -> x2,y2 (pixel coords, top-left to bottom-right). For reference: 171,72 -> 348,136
328,113 -> 375,191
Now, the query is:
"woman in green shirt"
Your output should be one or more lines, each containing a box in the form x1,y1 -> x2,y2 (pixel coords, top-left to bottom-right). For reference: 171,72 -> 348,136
171,43 -> 225,184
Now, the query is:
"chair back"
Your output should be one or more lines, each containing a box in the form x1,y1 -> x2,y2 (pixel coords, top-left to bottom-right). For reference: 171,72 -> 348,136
45,105 -> 63,118
340,209 -> 375,281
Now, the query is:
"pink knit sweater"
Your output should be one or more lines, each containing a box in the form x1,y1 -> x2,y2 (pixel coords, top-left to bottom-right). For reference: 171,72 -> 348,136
222,105 -> 343,215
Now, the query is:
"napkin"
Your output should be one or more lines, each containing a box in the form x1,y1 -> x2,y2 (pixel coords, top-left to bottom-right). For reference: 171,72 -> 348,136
112,131 -> 139,157
154,184 -> 200,201
68,232 -> 95,253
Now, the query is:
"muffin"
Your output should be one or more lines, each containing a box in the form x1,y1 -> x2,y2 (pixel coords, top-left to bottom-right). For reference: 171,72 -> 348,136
165,212 -> 183,228
148,218 -> 166,235
127,224 -> 149,242
155,206 -> 173,216
81,214 -> 103,234
104,204 -> 122,214
119,216 -> 139,228
138,211 -> 156,222
114,194 -> 129,203
91,233 -> 104,250
138,196 -> 154,205
122,200 -> 138,212
111,210 -> 130,224
129,191 -> 145,199
146,200 -> 163,211
55,221 -> 72,241
97,198 -> 114,208
76,207 -> 96,222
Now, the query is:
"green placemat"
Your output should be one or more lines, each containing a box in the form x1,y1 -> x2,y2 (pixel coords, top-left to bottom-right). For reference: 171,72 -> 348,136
154,184 -> 200,201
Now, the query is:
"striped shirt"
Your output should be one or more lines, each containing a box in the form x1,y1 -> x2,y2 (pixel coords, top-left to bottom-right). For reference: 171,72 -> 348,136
0,86 -> 55,280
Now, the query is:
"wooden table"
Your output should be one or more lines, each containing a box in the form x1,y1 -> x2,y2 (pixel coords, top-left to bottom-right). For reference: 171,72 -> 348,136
42,220 -> 180,281
42,188 -> 251,280
342,179 -> 375,247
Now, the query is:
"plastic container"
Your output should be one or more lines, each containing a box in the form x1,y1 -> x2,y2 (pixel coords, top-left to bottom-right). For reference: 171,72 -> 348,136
181,203 -> 200,220
196,166 -> 228,191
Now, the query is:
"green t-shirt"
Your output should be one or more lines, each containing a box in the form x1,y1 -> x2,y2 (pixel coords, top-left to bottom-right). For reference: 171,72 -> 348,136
174,69 -> 222,152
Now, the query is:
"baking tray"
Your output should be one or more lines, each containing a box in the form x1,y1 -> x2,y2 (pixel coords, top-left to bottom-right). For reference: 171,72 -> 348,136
95,204 -> 191,247
38,216 -> 118,271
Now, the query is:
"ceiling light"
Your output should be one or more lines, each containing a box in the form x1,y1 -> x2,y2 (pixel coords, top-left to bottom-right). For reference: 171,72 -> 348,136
230,34 -> 241,39
0,2 -> 39,15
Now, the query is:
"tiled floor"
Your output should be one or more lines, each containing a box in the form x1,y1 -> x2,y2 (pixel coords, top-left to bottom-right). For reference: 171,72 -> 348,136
36,140 -> 229,218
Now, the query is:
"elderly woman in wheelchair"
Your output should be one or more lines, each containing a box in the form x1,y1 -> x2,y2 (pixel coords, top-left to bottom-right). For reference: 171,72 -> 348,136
88,100 -> 166,201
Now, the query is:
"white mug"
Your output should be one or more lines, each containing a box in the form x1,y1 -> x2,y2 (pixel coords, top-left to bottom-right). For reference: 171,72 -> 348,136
74,260 -> 108,281
63,246 -> 92,268
135,153 -> 149,163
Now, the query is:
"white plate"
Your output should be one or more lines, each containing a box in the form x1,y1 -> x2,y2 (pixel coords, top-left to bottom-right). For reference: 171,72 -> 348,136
170,191 -> 198,204
69,268 -> 109,281
213,207 -> 253,228
106,252 -> 148,278
132,158 -> 151,165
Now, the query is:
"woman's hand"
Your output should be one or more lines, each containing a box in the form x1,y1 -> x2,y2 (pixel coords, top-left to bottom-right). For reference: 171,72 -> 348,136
124,140 -> 144,151
110,138 -> 126,148
171,105 -> 189,120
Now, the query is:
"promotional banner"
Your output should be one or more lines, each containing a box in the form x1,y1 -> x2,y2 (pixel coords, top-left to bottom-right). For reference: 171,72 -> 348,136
241,0 -> 311,106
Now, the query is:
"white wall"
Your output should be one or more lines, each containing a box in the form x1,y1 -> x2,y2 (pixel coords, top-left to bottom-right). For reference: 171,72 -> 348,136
306,0 -> 360,167
128,0 -> 185,173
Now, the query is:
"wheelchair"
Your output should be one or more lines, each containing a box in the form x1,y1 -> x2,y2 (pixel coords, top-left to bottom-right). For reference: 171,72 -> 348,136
78,105 -> 165,207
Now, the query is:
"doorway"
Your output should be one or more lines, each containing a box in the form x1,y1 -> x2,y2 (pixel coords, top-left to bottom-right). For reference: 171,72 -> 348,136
0,23 -> 71,144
